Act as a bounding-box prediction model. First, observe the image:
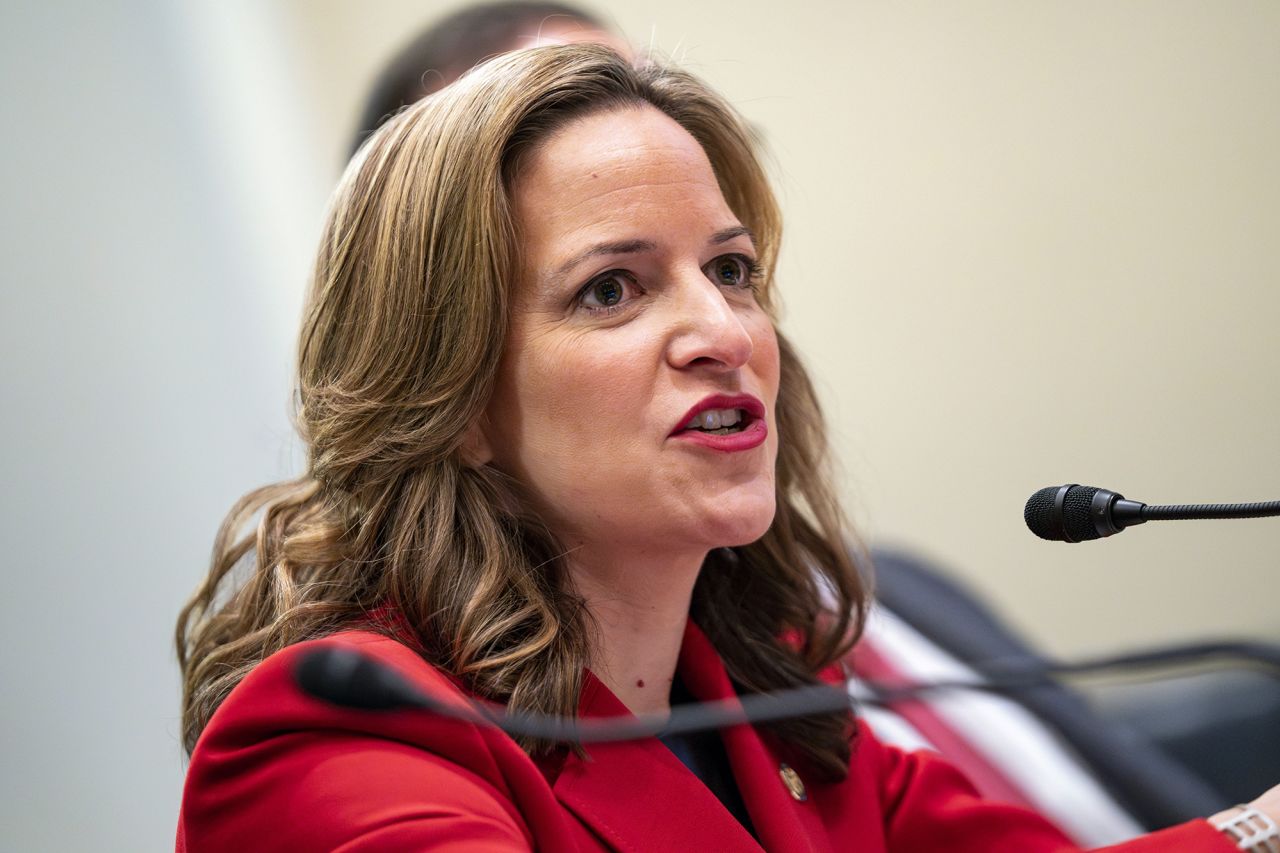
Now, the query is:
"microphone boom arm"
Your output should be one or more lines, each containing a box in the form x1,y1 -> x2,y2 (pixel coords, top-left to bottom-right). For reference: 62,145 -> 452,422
295,641 -> 1280,744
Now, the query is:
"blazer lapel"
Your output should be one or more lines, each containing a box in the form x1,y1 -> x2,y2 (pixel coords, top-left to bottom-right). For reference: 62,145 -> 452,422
552,668 -> 763,852
678,622 -> 835,853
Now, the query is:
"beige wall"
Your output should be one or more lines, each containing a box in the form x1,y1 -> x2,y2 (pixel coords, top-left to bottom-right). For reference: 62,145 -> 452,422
285,1 -> 1279,658
2,3 -> 1274,846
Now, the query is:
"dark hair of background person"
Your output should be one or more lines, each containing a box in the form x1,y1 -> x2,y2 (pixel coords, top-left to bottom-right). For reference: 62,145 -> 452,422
350,1 -> 611,157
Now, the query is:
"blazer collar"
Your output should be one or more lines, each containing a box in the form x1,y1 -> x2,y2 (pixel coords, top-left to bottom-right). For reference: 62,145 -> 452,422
550,620 -> 833,853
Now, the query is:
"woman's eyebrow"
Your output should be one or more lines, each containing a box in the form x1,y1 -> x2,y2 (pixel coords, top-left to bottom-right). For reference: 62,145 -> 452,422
710,225 -> 755,248
544,226 -> 756,285
548,239 -> 656,282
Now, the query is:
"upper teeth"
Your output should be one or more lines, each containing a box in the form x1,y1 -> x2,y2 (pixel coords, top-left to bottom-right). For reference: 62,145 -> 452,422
685,408 -> 744,431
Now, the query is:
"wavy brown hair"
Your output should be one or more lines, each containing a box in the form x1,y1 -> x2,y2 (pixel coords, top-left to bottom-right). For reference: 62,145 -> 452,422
176,44 -> 869,781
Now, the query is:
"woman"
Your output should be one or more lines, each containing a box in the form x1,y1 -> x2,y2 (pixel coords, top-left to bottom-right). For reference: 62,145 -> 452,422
176,45 -> 1276,851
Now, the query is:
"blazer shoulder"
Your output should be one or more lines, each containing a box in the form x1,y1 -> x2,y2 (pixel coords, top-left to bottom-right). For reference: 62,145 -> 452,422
252,628 -> 465,704
197,629 -> 483,755
181,632 -> 547,852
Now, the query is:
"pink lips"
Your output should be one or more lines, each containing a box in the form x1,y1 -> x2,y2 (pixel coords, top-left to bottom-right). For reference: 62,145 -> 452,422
669,393 -> 768,453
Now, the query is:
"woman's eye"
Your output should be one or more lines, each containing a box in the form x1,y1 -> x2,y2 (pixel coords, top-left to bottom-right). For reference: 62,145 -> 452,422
707,254 -> 760,289
578,273 -> 634,311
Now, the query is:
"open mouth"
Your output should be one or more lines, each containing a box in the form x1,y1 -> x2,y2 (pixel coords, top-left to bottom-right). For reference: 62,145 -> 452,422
679,407 -> 750,436
669,394 -> 767,451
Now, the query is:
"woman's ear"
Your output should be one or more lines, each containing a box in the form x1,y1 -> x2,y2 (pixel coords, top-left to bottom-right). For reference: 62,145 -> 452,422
459,418 -> 495,467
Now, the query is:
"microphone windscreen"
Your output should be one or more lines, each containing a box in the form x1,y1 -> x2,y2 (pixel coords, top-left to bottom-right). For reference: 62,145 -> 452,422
295,646 -> 423,711
1024,486 -> 1062,540
1062,486 -> 1102,541
1024,485 -> 1103,541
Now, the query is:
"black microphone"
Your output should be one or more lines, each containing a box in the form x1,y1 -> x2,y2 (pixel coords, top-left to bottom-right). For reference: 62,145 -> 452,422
294,643 -> 435,711
295,642 -> 1280,743
295,646 -> 855,742
1024,484 -> 1280,542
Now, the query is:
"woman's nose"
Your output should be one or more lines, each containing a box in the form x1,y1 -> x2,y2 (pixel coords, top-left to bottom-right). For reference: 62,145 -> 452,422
665,272 -> 755,372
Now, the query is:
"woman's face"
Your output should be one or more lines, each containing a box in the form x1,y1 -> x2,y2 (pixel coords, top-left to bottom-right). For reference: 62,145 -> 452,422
478,105 -> 780,562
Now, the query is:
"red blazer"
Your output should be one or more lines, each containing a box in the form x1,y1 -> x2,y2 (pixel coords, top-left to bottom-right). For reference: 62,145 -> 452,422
178,622 -> 1232,852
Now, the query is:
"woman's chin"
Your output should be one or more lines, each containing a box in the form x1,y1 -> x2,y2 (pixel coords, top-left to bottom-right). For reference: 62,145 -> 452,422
692,494 -> 777,550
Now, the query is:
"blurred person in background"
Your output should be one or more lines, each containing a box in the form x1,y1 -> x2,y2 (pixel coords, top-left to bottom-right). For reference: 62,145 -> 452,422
349,1 -> 629,158
174,44 -> 1279,852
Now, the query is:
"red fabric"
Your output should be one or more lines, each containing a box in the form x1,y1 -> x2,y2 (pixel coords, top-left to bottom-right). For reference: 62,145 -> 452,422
177,624 -> 1235,852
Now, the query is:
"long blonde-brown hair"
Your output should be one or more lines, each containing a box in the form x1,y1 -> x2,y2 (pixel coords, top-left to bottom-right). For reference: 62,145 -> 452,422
177,44 -> 868,780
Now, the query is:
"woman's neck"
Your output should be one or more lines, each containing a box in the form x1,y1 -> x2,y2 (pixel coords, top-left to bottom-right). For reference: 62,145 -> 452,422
566,546 -> 706,717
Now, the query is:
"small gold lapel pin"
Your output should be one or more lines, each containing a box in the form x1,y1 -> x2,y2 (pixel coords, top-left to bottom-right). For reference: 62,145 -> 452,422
778,763 -> 806,802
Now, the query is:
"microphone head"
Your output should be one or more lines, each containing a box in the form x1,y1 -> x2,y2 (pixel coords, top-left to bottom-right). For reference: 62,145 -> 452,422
294,646 -> 425,711
1023,487 -> 1059,539
1024,484 -> 1103,542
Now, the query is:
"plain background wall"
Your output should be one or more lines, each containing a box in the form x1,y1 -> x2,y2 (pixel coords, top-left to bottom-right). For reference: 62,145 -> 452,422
1,1 -> 1276,849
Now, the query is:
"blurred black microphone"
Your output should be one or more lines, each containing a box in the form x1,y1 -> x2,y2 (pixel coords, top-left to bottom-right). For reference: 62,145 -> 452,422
295,642 -> 1280,743
295,646 -> 855,742
1024,484 -> 1280,542
295,643 -> 434,711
